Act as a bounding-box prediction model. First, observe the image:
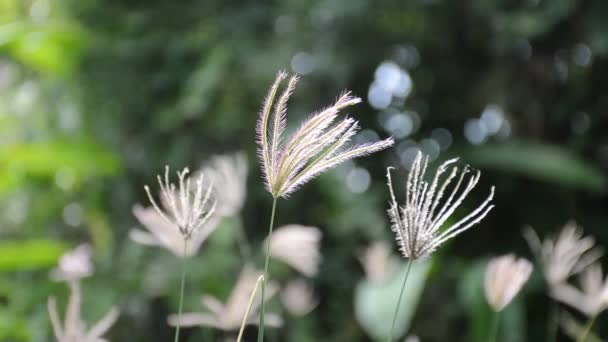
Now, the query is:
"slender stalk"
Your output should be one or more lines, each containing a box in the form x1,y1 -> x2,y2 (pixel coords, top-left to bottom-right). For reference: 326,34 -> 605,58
257,198 -> 278,342
576,314 -> 598,342
489,311 -> 500,342
173,239 -> 188,342
547,299 -> 558,342
387,259 -> 413,342
237,275 -> 265,342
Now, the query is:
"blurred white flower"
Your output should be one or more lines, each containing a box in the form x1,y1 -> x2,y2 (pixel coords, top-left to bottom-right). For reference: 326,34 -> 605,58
404,335 -> 420,342
386,152 -> 495,260
257,71 -> 394,198
144,166 -> 216,241
280,278 -> 318,316
266,224 -> 322,277
552,263 -> 608,317
167,265 -> 282,331
484,254 -> 533,312
358,241 -> 397,283
524,222 -> 603,286
50,244 -> 94,282
200,152 -> 248,217
130,204 -> 221,258
48,282 -> 119,342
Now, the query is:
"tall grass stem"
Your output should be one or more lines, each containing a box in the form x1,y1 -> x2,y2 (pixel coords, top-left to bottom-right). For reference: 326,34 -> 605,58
387,259 -> 413,342
576,314 -> 598,342
489,311 -> 500,342
257,198 -> 278,342
237,275 -> 264,342
173,239 -> 188,342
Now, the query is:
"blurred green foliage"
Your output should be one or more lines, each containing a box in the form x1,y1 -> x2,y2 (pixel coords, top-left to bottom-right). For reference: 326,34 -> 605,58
0,0 -> 607,341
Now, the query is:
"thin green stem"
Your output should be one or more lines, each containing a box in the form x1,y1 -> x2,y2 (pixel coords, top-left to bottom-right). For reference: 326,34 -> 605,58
173,239 -> 188,342
387,259 -> 413,342
489,311 -> 500,342
547,299 -> 558,342
576,314 -> 598,342
237,275 -> 265,342
257,198 -> 278,342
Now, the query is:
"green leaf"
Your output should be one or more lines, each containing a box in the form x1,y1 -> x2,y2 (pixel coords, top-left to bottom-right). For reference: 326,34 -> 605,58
0,138 -> 121,194
0,21 -> 86,75
355,259 -> 431,341
0,239 -> 68,272
0,309 -> 29,340
461,142 -> 607,193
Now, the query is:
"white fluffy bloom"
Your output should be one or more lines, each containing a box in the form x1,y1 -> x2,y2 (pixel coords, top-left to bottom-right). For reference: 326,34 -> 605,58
266,224 -> 322,277
386,152 -> 495,259
48,282 -> 119,342
280,278 -> 318,316
358,241 -> 397,283
50,244 -> 94,282
167,265 -> 282,330
257,71 -> 394,198
144,166 -> 216,241
130,204 -> 221,258
524,221 -> 603,286
552,263 -> 608,317
200,152 -> 248,217
484,254 -> 533,312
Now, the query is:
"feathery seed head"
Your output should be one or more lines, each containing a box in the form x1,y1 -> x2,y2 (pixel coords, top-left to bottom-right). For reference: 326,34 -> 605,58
524,221 -> 603,286
130,204 -> 221,258
50,244 -> 94,282
257,71 -> 394,198
280,278 -> 319,316
386,152 -> 495,259
551,263 -> 608,317
200,152 -> 248,217
48,282 -> 119,342
484,254 -> 533,312
266,224 -> 322,277
167,265 -> 282,330
144,166 -> 216,241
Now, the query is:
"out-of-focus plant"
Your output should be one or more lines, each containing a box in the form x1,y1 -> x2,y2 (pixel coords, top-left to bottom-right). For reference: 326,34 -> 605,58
47,245 -> 119,342
484,254 -> 533,342
354,241 -> 431,341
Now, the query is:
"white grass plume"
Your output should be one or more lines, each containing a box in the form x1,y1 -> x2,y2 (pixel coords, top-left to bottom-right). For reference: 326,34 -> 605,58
484,254 -> 533,312
266,224 -> 322,277
524,221 -> 603,286
48,282 -> 119,342
386,152 -> 495,259
167,265 -> 282,330
257,71 -> 394,198
552,263 -> 608,317
144,166 -> 216,240
200,151 -> 248,217
130,204 -> 221,258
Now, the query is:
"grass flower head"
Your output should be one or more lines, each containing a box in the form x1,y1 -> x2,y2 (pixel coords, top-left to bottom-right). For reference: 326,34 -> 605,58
167,265 -> 282,331
257,71 -> 394,198
386,152 -> 495,259
200,152 -> 248,217
484,254 -> 533,312
266,224 -> 322,277
524,221 -> 603,286
144,166 -> 216,241
552,263 -> 608,317
130,204 -> 220,258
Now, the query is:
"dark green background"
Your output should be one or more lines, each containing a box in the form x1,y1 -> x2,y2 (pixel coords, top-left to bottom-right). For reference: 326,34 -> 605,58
1,0 -> 607,341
